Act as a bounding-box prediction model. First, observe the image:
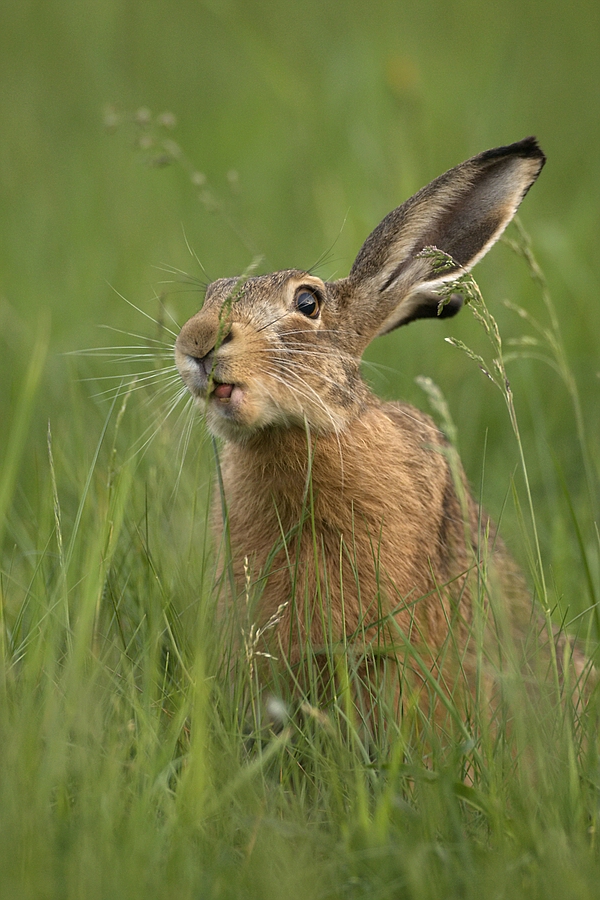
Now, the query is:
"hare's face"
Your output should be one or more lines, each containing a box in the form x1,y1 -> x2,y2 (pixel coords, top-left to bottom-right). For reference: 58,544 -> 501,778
174,270 -> 367,442
175,138 -> 546,442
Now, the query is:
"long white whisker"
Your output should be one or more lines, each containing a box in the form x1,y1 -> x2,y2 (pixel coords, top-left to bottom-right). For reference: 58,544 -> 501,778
263,346 -> 360,371
172,396 -> 205,496
267,342 -> 404,378
97,324 -> 175,348
68,348 -> 174,360
153,262 -> 207,286
261,365 -> 346,485
76,353 -> 175,363
266,354 -> 427,428
89,372 -> 182,401
150,286 -> 185,333
268,355 -> 357,401
81,366 -> 178,384
152,374 -> 189,400
106,284 -> 179,339
182,224 -> 212,283
131,377 -> 188,413
360,359 -> 403,376
125,385 -> 191,461
275,327 -> 357,339
266,362 -> 344,427
121,373 -> 187,416
263,341 -> 357,356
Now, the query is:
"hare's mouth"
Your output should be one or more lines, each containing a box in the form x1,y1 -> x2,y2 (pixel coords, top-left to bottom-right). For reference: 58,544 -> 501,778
212,381 -> 235,402
209,380 -> 247,411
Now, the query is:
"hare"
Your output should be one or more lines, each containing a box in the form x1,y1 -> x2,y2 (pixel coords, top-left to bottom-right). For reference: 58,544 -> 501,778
175,138 -> 547,719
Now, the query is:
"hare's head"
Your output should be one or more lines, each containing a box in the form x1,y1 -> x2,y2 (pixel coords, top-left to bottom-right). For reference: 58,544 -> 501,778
175,138 -> 545,442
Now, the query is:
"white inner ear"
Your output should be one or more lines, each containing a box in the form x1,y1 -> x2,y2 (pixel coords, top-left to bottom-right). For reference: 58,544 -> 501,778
373,169 -> 532,340
374,251 -> 471,337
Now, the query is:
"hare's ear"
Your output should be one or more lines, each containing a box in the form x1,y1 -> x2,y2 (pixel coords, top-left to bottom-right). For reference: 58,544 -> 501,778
347,137 -> 545,338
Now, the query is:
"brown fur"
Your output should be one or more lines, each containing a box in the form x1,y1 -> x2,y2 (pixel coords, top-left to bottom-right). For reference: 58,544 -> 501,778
175,138 -> 550,717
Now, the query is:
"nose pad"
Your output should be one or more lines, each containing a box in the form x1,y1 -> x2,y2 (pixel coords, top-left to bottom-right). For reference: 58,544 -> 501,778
192,329 -> 232,377
196,349 -> 214,377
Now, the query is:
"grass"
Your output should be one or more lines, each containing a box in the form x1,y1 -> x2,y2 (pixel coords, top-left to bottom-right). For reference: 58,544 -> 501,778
1,0 -> 600,894
1,199 -> 600,899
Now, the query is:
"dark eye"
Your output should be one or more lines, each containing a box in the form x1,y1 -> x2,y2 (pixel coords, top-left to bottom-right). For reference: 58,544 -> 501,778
295,289 -> 320,319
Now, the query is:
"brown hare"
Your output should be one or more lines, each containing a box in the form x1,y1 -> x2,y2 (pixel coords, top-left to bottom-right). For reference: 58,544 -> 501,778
175,138 -> 548,721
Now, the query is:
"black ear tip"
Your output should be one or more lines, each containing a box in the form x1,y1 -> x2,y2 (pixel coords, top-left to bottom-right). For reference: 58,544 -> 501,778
480,136 -> 546,169
519,135 -> 546,161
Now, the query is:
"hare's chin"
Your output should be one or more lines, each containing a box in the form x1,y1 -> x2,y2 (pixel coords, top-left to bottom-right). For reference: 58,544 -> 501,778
204,385 -> 300,440
205,384 -> 263,434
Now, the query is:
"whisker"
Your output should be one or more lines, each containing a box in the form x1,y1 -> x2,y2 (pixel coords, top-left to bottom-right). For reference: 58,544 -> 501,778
150,286 -> 185,333
171,396 -> 204,495
262,345 -> 360,367
309,208 -> 349,274
275,327 -> 357,339
360,359 -> 403,376
278,357 -> 427,428
89,372 -> 182,401
254,311 -> 289,334
262,362 -> 342,432
182,224 -> 212,284
96,324 -> 175,348
126,373 -> 188,415
153,262 -> 208,288
67,346 -> 174,359
268,344 -> 404,380
106,283 -> 179,339
81,366 -> 178,384
268,356 -> 357,401
152,284 -> 209,297
261,365 -> 346,482
278,356 -> 436,429
125,385 -> 191,461
152,374 -> 189,400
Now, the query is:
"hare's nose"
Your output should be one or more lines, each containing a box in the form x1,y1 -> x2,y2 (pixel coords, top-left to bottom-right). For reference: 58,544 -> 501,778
191,329 -> 233,375
193,349 -> 213,377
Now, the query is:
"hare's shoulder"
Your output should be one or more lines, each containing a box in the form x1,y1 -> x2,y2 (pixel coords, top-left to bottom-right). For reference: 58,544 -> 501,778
380,400 -> 448,451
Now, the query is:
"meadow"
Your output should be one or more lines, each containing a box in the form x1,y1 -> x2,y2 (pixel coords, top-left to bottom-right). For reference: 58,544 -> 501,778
1,0 -> 600,896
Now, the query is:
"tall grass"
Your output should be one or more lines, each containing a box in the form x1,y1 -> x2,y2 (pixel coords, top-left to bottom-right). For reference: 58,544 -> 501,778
2,0 -> 600,892
1,170 -> 599,897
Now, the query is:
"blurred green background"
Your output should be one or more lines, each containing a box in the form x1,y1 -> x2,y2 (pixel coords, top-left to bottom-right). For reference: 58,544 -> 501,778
1,0 -> 599,606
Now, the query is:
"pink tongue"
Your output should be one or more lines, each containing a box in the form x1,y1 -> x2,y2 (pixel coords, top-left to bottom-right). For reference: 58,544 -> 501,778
214,383 -> 234,399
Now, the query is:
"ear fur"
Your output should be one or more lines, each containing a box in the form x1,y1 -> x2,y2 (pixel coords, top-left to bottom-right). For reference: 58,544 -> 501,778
347,137 -> 545,338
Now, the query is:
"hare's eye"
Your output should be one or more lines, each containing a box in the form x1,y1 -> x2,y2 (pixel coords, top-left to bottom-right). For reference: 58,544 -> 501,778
295,289 -> 320,319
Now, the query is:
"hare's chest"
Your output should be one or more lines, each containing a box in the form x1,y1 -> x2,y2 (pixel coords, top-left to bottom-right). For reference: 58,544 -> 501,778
221,470 -> 432,609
